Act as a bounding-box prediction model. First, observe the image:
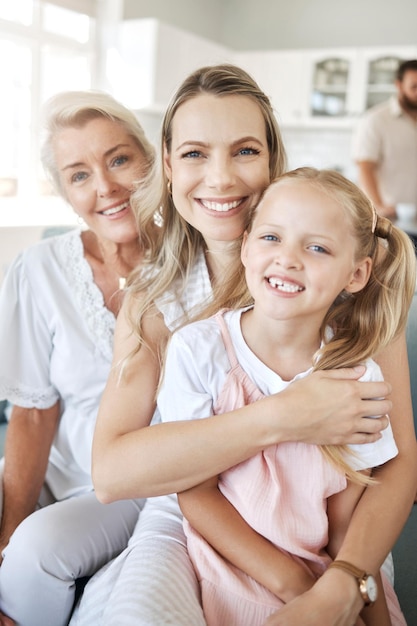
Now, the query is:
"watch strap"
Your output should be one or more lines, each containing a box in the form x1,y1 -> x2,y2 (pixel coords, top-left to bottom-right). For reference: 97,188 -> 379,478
329,559 -> 366,579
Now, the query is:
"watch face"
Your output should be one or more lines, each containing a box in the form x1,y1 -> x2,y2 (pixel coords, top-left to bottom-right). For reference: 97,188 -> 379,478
364,575 -> 378,603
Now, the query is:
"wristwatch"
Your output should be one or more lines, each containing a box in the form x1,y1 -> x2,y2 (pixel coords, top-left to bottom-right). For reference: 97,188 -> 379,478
329,560 -> 378,606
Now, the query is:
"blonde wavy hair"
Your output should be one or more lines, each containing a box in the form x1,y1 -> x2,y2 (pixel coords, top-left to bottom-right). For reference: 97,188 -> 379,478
125,63 -> 287,350
246,167 -> 417,483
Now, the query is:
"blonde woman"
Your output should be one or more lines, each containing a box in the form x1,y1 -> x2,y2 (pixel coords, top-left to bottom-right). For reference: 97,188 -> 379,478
75,66 -> 416,626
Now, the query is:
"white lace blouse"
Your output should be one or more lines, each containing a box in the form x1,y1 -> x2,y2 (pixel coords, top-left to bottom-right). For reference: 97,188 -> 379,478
0,229 -> 115,500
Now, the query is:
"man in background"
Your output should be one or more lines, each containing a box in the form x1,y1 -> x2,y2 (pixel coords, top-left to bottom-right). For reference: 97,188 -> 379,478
352,59 -> 417,219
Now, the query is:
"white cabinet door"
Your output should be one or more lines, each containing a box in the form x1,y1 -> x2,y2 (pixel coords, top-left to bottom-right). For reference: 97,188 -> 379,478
303,48 -> 360,126
355,46 -> 417,112
235,50 -> 309,127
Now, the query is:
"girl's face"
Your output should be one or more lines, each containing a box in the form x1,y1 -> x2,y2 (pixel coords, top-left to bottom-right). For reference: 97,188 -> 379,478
53,117 -> 147,244
241,179 -> 371,327
164,94 -> 271,248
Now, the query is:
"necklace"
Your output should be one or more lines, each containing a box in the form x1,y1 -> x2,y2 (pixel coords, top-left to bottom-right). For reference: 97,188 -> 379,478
118,277 -> 127,290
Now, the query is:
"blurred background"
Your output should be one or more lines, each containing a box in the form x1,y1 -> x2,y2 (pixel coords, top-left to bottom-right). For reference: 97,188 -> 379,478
0,0 -> 416,276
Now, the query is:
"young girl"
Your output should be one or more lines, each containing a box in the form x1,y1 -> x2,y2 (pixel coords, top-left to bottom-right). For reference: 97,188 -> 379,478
157,167 -> 416,626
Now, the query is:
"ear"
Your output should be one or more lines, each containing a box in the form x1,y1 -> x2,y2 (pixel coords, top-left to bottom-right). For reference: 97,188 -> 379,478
163,143 -> 172,181
241,231 -> 249,268
344,257 -> 372,294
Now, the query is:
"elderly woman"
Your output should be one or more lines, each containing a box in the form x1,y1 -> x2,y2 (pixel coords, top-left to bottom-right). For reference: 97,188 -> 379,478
0,91 -> 155,626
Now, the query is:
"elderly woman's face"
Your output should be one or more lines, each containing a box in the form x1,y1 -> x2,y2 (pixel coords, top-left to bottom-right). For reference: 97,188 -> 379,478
53,117 -> 147,244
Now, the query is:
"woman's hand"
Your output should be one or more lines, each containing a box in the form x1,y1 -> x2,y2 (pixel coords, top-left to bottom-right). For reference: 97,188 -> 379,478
263,567 -> 364,626
267,367 -> 391,448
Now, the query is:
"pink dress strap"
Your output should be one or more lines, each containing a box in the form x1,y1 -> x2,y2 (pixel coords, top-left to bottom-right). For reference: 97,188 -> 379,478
213,310 -> 264,415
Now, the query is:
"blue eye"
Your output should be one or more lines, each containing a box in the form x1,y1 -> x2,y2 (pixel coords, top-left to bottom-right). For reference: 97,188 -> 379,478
239,147 -> 260,156
112,155 -> 129,167
309,244 -> 327,253
262,234 -> 278,241
183,150 -> 202,159
71,171 -> 88,184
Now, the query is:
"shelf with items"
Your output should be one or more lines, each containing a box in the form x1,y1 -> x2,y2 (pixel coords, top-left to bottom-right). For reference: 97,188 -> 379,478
310,56 -> 351,117
366,55 -> 400,109
356,47 -> 417,111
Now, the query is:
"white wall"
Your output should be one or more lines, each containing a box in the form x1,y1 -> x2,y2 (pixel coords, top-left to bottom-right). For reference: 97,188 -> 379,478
0,227 -> 48,285
282,127 -> 356,181
123,0 -> 417,51
123,0 -> 224,43
222,0 -> 417,50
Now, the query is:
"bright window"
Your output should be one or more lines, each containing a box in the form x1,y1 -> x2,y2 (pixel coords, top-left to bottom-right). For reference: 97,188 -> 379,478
0,0 -> 33,25
0,0 -> 97,226
43,3 -> 90,43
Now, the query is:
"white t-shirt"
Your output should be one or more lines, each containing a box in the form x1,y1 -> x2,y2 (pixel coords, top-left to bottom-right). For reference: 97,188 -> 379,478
0,229 -> 116,499
155,248 -> 213,332
158,308 -> 398,471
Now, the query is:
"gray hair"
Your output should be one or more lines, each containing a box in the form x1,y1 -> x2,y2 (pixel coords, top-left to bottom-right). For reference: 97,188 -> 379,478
40,90 -> 155,197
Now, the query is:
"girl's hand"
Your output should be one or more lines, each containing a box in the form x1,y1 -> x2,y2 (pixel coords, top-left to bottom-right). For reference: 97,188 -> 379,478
263,567 -> 364,626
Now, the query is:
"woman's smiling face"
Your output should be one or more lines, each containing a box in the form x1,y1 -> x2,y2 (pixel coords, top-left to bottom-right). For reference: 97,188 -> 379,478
163,93 -> 271,247
54,116 -> 148,244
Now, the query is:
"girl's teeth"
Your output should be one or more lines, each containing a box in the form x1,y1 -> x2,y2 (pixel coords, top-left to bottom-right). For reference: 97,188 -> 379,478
268,278 -> 303,293
202,199 -> 241,212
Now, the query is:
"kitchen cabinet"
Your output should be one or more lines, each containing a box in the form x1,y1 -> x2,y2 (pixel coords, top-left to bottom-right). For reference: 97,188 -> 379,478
304,48 -> 361,127
112,20 -> 417,129
237,48 -> 359,127
234,50 -> 309,126
290,46 -> 417,126
356,46 -> 417,110
238,45 -> 417,128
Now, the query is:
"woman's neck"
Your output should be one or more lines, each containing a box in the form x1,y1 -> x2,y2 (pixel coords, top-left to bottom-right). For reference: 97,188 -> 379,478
83,230 -> 143,278
81,230 -> 143,315
204,239 -> 238,286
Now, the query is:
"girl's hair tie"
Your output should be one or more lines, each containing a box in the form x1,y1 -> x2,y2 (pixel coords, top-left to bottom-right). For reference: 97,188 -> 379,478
371,205 -> 378,233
